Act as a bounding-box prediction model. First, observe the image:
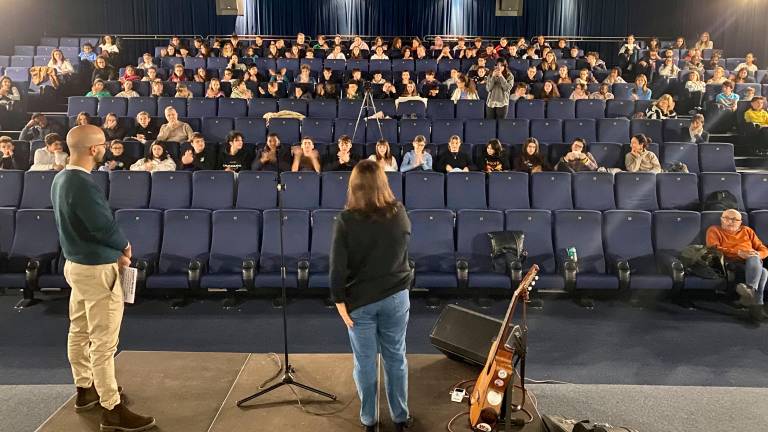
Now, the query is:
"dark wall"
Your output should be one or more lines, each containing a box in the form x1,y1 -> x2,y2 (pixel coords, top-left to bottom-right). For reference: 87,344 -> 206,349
1,0 -> 765,60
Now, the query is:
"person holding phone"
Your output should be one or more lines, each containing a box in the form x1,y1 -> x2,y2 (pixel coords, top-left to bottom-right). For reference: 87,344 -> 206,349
485,59 -> 515,119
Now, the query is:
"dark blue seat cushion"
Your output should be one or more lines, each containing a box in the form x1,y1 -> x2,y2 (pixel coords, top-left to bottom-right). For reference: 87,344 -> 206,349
470,273 -> 511,289
415,273 -> 458,289
201,274 -> 243,289
146,275 -> 189,289
576,274 -> 618,290
255,273 -> 299,289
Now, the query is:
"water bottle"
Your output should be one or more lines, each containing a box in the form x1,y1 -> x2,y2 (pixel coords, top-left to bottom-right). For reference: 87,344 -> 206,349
567,247 -> 578,263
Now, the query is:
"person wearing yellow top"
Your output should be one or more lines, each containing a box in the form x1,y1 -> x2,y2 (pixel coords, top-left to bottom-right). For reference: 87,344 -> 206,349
744,96 -> 768,126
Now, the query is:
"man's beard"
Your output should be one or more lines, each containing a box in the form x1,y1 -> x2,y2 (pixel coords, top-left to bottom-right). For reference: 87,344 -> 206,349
94,151 -> 106,164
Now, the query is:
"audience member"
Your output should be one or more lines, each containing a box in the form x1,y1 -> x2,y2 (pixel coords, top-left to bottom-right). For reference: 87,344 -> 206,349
589,83 -> 614,100
735,53 -> 758,78
99,140 -> 133,171
102,113 -> 127,140
514,138 -> 548,173
206,78 -> 226,98
436,135 -> 473,172
555,138 -> 598,172
0,136 -> 23,170
323,135 -> 359,171
91,57 -> 116,82
715,81 -> 740,112
85,80 -> 111,98
219,131 -> 251,172
30,133 -> 68,171
48,49 -> 75,78
20,113 -> 65,141
130,141 -> 176,172
646,94 -> 677,119
569,83 -> 589,100
625,134 -> 661,173
706,209 -> 768,322
688,114 -> 710,143
78,43 -> 97,62
131,111 -> 159,144
252,133 -> 292,171
485,59 -> 515,119
477,139 -> 509,172
115,80 -> 140,98
400,135 -> 433,172
707,66 -> 728,85
695,32 -> 714,50
180,133 -> 217,171
291,137 -> 322,172
157,107 -> 195,143
536,80 -> 560,100
632,74 -> 652,100
174,83 -> 193,99
368,139 -> 399,172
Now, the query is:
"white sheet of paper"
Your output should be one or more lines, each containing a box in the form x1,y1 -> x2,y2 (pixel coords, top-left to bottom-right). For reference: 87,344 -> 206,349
121,267 -> 137,304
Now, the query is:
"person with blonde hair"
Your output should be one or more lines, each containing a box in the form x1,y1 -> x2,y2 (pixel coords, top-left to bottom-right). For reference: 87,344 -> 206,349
646,94 -> 677,119
330,159 -> 412,432
694,32 -> 714,50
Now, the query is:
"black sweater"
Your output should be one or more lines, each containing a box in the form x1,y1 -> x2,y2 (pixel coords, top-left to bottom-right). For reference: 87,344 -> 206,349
436,151 -> 474,173
330,203 -> 412,311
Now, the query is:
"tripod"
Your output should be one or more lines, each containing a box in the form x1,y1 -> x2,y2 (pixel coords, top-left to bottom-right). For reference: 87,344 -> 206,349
352,88 -> 385,146
237,145 -> 336,407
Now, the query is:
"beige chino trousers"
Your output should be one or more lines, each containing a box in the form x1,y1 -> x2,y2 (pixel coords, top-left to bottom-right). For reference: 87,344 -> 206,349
64,260 -> 123,410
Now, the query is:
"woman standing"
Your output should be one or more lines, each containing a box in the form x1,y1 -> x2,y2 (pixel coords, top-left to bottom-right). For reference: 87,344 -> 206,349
330,160 -> 412,432
485,59 -> 514,119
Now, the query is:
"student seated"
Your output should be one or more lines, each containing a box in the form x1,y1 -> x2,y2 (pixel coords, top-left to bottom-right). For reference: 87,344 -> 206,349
477,139 -> 510,172
86,80 -> 111,98
99,140 -> 134,171
514,138 -> 548,173
252,133 -> 292,172
715,80 -> 739,112
645,94 -> 677,120
180,133 -> 217,171
156,107 -> 195,143
436,135 -> 473,172
368,139 -> 399,172
400,135 -> 433,172
291,137 -> 322,172
0,136 -> 24,170
688,114 -> 710,143
743,96 -> 768,154
219,131 -> 252,173
555,138 -> 598,172
625,134 -> 661,173
323,135 -> 359,171
30,133 -> 68,171
101,113 -> 127,140
130,141 -> 176,172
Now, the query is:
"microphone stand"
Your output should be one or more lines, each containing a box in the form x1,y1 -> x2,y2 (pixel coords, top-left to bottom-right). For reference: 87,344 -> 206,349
237,140 -> 336,407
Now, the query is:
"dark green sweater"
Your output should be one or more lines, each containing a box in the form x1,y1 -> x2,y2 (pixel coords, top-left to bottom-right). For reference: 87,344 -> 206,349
330,203 -> 412,311
51,169 -> 129,265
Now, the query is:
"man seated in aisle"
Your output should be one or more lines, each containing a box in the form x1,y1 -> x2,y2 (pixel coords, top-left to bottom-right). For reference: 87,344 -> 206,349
156,106 -> 195,143
291,137 -> 322,172
180,133 -> 217,171
219,131 -> 252,173
743,96 -> 768,155
706,209 -> 768,323
0,136 -> 23,170
30,133 -> 68,171
20,113 -> 65,141
323,135 -> 359,171
252,133 -> 292,171
436,135 -> 473,172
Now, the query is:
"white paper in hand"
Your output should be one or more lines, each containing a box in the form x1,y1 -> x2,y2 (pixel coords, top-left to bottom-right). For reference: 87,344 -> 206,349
121,267 -> 137,304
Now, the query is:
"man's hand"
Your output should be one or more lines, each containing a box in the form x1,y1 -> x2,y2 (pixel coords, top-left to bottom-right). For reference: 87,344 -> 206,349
738,250 -> 759,259
117,254 -> 131,269
123,243 -> 132,259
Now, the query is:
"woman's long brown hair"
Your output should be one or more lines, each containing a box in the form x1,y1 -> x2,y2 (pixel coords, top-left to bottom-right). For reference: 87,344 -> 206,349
346,159 -> 398,219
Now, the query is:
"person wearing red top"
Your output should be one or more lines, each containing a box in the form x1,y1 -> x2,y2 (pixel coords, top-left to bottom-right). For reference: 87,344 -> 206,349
119,65 -> 140,83
169,64 -> 187,82
706,209 -> 768,322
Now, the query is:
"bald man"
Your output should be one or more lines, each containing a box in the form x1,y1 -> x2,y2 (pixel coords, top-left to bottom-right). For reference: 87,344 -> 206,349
51,125 -> 156,431
706,209 -> 768,323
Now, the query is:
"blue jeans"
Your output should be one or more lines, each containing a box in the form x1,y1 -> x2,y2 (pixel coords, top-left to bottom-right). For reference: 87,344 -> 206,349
347,289 -> 410,426
744,255 -> 768,305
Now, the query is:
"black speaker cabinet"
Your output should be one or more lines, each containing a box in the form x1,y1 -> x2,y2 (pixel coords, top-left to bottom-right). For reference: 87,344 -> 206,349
429,304 -> 501,367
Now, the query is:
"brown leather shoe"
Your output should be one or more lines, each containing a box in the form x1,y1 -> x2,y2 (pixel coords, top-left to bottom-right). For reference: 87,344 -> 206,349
100,403 -> 156,432
75,385 -> 124,412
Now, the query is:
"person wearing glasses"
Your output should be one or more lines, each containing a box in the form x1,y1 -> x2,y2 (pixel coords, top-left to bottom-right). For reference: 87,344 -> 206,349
51,125 -> 157,431
707,209 -> 768,323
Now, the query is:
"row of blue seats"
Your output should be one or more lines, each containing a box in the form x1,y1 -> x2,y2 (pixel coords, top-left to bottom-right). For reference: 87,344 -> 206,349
2,208 -> 766,297
2,170 -> 765,213
68,96 -> 660,121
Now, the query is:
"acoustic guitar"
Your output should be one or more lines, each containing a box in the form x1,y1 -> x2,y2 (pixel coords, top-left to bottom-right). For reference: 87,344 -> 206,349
469,265 -> 539,431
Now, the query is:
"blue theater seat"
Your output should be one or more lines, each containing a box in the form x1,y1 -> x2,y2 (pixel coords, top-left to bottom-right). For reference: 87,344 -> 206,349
236,171 -> 278,210
456,100 -> 485,119
67,97 -> 98,117
603,210 -> 672,291
504,209 -> 564,290
530,119 -> 563,143
563,119 -> 597,143
662,119 -> 692,143
404,171 -> 445,209
488,172 -> 529,210
0,170 -> 24,208
531,172 -> 572,210
553,210 -> 617,291
431,120 -> 464,144
400,119 -> 431,144
301,118 -> 334,144
201,209 -> 261,290
202,117 -> 235,143
446,172 -> 487,210
307,209 -> 341,289
256,209 -> 310,289
572,172 -> 615,211
109,171 -> 150,209
515,100 -> 545,119
149,171 -> 192,210
614,172 -> 658,211
661,142 -> 700,173
589,142 -> 623,168
234,118 -> 267,144
576,99 -> 606,119
456,209 -> 509,289
630,119 -> 663,145
248,99 -> 278,117
597,118 -> 631,143
386,171 -> 403,202
321,171 -> 350,209
408,209 -> 457,289
192,171 -> 235,210
127,97 -> 158,117
20,171 -> 55,209
188,98 -> 218,118
464,119 -> 496,145
157,97 -> 187,117
656,172 -> 699,210
0,210 -> 59,296
742,173 -> 768,211
97,97 -> 127,117
146,209 -> 211,290
307,99 -> 337,119
280,172 -> 320,209
699,172 -> 744,211
334,119 -> 366,144
426,99 -> 455,120
547,99 -> 576,119
366,118 -> 398,144
278,99 -> 308,116
338,100 -> 365,119
397,100 -> 427,118
115,209 -> 163,283
699,143 -> 736,172
497,119 -> 530,145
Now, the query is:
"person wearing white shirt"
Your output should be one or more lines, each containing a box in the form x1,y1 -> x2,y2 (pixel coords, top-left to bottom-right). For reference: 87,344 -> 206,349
129,142 -> 176,172
736,53 -> 759,78
370,46 -> 389,60
327,45 -> 347,60
30,133 -> 69,171
368,139 -> 399,172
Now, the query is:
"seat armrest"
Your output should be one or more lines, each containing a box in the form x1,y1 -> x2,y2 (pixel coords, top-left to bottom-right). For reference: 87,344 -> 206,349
134,259 -> 148,296
563,259 -> 578,294
297,259 -> 309,290
188,259 -> 202,291
408,258 -> 416,289
242,259 -> 256,291
456,259 -> 469,290
616,259 -> 630,292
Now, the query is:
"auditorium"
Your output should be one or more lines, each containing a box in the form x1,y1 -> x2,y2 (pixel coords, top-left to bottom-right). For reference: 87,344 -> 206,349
1,0 -> 767,431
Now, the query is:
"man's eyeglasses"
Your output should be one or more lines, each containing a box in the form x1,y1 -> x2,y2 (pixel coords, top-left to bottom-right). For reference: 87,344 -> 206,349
721,216 -> 742,223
